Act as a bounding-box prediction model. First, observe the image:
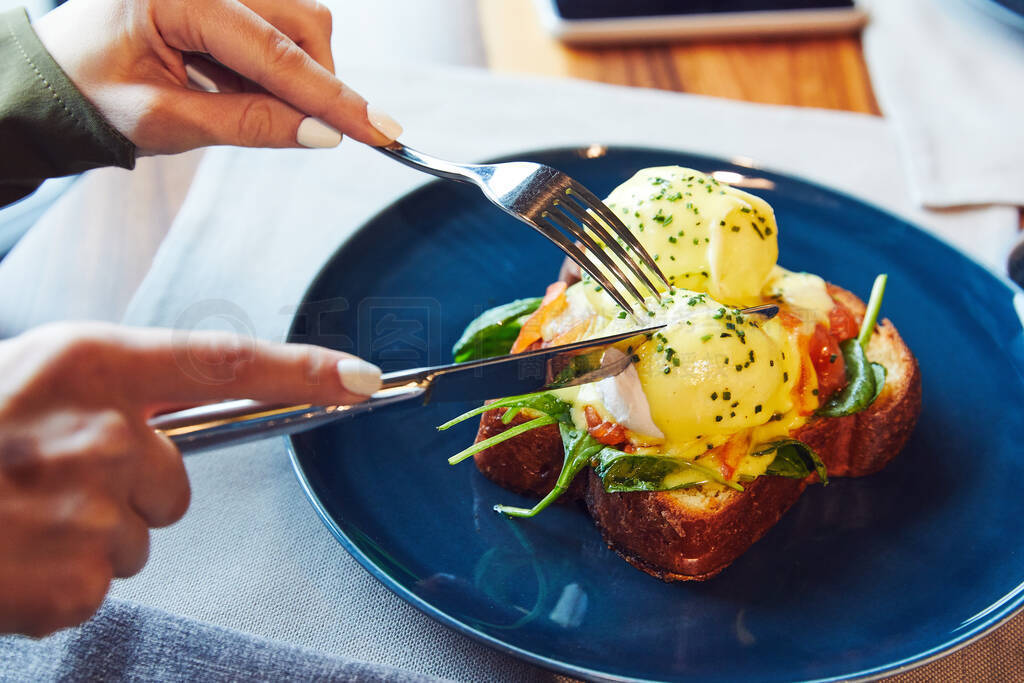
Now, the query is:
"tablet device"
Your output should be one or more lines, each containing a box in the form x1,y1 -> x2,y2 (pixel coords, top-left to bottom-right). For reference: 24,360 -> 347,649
535,0 -> 868,44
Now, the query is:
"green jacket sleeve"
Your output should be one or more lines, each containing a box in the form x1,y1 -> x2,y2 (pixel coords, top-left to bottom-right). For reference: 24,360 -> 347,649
0,8 -> 135,208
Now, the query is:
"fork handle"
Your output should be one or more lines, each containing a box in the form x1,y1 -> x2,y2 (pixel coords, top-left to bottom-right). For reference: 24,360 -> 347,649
377,141 -> 478,184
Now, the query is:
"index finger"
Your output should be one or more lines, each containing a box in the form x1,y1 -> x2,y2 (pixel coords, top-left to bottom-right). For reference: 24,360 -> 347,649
103,328 -> 382,408
157,0 -> 401,145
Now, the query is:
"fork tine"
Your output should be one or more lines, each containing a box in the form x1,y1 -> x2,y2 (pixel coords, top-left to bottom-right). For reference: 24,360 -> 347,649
544,205 -> 650,308
526,217 -> 638,316
556,195 -> 663,299
563,183 -> 671,288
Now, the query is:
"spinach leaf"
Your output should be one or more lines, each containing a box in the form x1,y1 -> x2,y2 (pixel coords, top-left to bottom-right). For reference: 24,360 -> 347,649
447,415 -> 556,466
593,449 -> 743,492
816,274 -> 891,417
441,392 -> 574,465
452,298 -> 542,363
757,439 -> 828,483
438,391 -> 573,433
816,338 -> 877,417
870,362 -> 887,403
496,429 -> 751,516
495,424 -> 604,518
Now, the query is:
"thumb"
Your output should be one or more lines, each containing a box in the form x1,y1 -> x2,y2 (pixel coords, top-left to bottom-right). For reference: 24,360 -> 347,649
139,88 -> 343,152
107,328 -> 382,407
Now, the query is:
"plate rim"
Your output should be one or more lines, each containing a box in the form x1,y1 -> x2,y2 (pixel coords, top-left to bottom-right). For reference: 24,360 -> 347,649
286,144 -> 1024,682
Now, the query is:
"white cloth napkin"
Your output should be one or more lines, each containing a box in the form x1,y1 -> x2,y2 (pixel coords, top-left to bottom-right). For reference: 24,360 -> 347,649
109,65 -> 1018,682
860,0 -> 1024,208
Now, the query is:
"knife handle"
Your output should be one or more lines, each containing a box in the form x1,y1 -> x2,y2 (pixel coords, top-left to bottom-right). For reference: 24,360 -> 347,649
150,382 -> 426,455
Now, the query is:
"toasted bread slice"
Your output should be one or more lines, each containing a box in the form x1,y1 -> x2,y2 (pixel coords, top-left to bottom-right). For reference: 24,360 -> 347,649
471,284 -> 921,581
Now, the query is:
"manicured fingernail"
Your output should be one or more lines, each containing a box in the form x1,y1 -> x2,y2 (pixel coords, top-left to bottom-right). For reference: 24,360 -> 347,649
367,105 -> 403,141
184,64 -> 219,93
297,117 -> 342,148
337,358 -> 382,396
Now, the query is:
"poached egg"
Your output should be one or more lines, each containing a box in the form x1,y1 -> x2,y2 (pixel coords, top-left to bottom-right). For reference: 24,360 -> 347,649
547,167 -> 836,479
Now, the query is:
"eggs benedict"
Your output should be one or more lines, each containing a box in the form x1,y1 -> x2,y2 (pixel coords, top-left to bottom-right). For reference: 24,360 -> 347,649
441,164 -> 920,582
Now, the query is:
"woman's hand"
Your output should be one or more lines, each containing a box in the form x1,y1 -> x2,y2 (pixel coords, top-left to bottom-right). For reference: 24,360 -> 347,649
0,322 -> 381,637
31,0 -> 402,154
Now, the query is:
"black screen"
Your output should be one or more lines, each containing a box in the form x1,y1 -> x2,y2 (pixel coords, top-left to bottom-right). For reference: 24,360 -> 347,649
554,0 -> 855,20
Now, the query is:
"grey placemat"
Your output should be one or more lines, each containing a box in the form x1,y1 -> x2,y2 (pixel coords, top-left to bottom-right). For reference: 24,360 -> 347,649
0,597 -> 446,682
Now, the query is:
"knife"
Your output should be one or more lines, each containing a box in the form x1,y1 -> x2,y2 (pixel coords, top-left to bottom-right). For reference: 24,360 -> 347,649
151,304 -> 778,454
149,326 -> 662,455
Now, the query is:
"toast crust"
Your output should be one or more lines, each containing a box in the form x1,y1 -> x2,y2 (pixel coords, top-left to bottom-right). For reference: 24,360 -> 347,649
469,284 -> 921,581
584,471 -> 806,581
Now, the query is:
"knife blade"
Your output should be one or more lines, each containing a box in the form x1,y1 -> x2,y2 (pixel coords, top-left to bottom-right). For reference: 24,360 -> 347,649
150,325 -> 662,454
410,324 -> 663,404
152,304 -> 778,454
410,303 -> 777,404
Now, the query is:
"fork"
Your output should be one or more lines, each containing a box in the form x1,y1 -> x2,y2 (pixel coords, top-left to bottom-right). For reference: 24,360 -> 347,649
377,142 -> 669,315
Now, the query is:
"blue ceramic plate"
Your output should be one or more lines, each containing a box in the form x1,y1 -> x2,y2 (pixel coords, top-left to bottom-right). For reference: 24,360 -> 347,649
287,147 -> 1024,682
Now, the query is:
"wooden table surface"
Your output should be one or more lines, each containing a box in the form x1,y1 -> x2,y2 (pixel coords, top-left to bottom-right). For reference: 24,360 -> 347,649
476,2 -> 1023,682
479,1 -> 879,114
